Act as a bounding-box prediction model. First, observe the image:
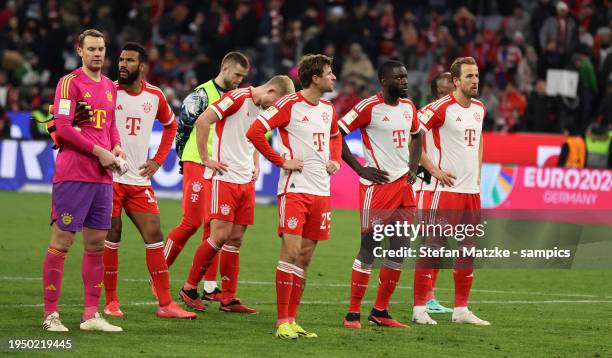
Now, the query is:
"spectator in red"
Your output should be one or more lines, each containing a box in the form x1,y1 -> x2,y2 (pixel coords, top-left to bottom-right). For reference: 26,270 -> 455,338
499,81 -> 527,131
333,81 -> 361,117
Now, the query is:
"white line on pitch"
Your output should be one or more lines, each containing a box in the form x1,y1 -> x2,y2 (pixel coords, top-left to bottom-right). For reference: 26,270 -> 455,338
3,299 -> 612,309
0,276 -> 600,299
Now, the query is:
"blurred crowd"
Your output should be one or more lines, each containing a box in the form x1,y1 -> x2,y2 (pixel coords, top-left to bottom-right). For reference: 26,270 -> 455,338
0,0 -> 611,139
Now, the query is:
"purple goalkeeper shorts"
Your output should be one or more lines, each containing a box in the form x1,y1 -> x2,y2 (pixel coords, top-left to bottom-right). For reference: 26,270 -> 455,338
50,181 -> 113,232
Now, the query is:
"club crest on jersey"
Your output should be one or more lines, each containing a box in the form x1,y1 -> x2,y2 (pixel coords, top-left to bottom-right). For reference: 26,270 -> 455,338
403,111 -> 411,120
287,217 -> 299,229
142,102 -> 152,113
473,112 -> 481,122
60,213 -> 73,225
218,97 -> 234,111
220,204 -> 231,215
192,181 -> 202,193
321,112 -> 330,123
261,106 -> 278,120
106,91 -> 113,102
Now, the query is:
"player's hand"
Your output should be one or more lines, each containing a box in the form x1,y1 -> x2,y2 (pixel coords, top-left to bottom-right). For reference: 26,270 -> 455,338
203,159 -> 228,173
407,170 -> 418,185
281,159 -> 304,172
73,100 -> 92,126
112,145 -> 127,160
326,160 -> 341,175
358,167 -> 389,184
94,146 -> 118,169
251,165 -> 260,181
139,160 -> 160,179
431,168 -> 456,187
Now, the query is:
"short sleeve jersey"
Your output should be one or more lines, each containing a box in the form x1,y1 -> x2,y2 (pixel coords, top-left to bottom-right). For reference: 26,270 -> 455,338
418,92 -> 486,193
255,91 -> 340,196
339,93 -> 421,185
113,80 -> 175,185
206,87 -> 260,184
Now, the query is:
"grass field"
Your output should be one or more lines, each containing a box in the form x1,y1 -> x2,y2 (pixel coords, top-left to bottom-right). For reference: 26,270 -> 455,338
1,191 -> 611,357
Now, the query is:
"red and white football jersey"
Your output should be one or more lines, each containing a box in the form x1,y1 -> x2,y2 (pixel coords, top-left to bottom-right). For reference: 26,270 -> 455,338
339,93 -> 421,185
113,81 -> 175,185
256,92 -> 340,196
418,92 -> 485,194
206,87 -> 260,184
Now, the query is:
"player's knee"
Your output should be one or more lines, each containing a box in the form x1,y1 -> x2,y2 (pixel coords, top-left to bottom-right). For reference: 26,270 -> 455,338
226,236 -> 242,248
143,229 -> 164,245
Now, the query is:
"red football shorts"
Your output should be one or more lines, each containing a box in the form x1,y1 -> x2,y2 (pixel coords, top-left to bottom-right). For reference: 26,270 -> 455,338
360,176 -> 416,233
416,191 -> 481,226
278,193 -> 331,241
206,179 -> 255,226
112,182 -> 160,217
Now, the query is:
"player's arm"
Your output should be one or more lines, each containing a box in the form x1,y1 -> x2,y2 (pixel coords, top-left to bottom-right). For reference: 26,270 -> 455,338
478,133 -> 483,185
140,97 -> 178,179
195,107 -> 227,172
252,150 -> 260,181
418,107 -> 456,187
53,75 -> 116,168
246,105 -> 303,171
338,106 -> 389,183
108,92 -> 126,160
408,131 -> 422,184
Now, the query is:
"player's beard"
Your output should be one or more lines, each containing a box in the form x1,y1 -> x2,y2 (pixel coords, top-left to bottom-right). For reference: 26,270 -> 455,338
118,69 -> 140,85
461,85 -> 478,99
389,86 -> 407,99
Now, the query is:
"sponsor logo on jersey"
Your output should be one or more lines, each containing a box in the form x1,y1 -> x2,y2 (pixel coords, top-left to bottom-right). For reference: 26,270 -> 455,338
58,99 -> 71,115
382,116 -> 390,122
302,116 -> 309,122
220,204 -> 231,215
106,91 -> 113,102
116,104 -> 123,111
456,116 -> 462,122
60,213 -> 73,225
218,97 -> 234,111
261,106 -> 278,120
287,217 -> 299,229
192,181 -> 202,193
142,102 -> 152,113
84,91 -> 92,98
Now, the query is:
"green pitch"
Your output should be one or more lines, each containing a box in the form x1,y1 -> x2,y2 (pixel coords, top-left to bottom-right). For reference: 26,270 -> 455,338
0,191 -> 610,357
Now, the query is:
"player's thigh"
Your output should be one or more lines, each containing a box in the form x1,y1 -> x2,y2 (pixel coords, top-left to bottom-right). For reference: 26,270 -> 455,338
83,183 -> 113,231
127,211 -> 163,244
209,180 -> 239,224
111,182 -> 128,218
226,224 -> 248,248
360,180 -> 405,233
181,162 -> 206,227
277,193 -> 309,238
233,182 -> 255,227
51,181 -> 96,233
279,233 -> 302,262
302,195 -> 331,242
123,184 -> 160,215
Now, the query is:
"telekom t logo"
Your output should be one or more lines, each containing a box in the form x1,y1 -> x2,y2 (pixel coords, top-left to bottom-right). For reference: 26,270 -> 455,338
126,117 -> 142,136
464,128 -> 477,146
392,130 -> 406,148
313,132 -> 325,152
92,109 -> 107,129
